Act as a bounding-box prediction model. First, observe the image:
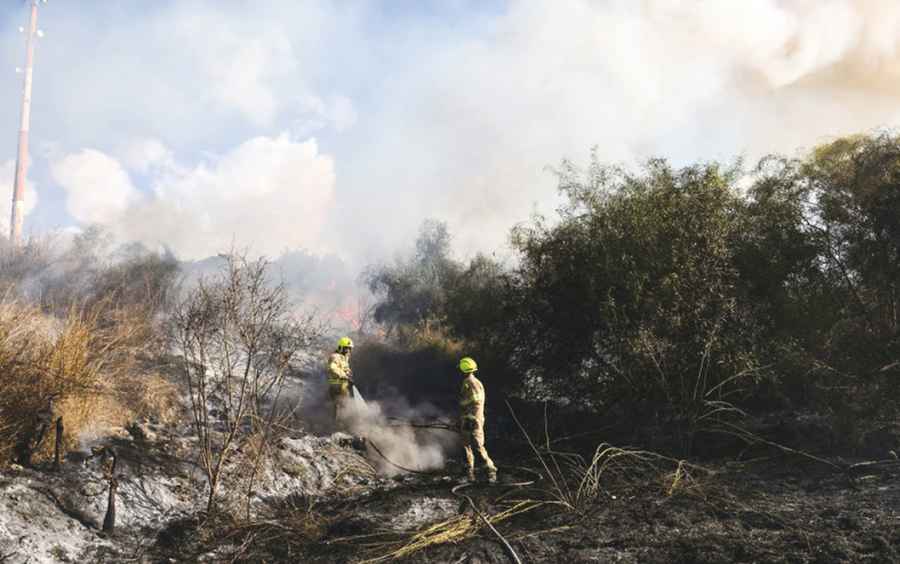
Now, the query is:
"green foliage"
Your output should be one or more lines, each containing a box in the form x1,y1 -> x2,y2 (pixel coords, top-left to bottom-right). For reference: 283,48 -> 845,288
755,134 -> 900,412
366,220 -> 462,338
508,158 -> 764,439
367,133 -> 900,442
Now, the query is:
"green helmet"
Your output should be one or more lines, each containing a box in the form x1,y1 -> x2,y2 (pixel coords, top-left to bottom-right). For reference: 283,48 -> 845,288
337,336 -> 354,349
459,357 -> 478,374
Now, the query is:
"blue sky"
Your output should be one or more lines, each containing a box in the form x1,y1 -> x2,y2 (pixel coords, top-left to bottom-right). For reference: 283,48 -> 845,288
2,0 -> 900,265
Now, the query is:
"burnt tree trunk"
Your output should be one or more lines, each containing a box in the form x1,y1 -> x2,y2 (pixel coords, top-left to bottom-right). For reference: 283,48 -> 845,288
102,448 -> 118,534
102,478 -> 117,533
16,397 -> 55,467
53,417 -> 64,471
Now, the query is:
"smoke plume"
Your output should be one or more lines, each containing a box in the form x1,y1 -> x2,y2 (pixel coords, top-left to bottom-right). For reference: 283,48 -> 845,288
4,0 -> 900,267
294,355 -> 457,476
342,396 -> 455,476
51,134 -> 336,260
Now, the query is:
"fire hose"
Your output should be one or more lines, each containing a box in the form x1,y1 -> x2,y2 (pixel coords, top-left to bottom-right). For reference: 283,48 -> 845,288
364,435 -> 541,564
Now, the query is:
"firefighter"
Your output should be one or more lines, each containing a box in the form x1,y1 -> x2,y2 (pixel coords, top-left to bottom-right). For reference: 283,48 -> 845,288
327,337 -> 354,426
458,357 -> 497,483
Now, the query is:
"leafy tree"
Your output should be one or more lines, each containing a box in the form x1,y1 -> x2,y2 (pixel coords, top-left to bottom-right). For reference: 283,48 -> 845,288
751,135 -> 900,413
366,133 -> 900,441
366,220 -> 462,339
509,157 -> 765,435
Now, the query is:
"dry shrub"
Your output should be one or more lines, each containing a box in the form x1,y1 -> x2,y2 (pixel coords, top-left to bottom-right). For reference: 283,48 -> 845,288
119,373 -> 181,425
0,299 -> 176,467
38,394 -> 133,458
533,440 -> 710,510
574,443 -> 709,502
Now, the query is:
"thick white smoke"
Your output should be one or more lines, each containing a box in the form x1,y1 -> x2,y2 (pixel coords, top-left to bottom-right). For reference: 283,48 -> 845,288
333,0 -> 900,258
6,0 -> 900,263
51,134 -> 336,260
341,396 -> 455,477
51,150 -> 140,225
294,364 -> 456,476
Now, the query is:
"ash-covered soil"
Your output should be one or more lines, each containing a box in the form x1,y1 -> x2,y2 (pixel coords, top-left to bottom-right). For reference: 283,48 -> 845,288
3,414 -> 899,563
406,460 -> 899,564
139,445 -> 900,563
245,455 -> 898,564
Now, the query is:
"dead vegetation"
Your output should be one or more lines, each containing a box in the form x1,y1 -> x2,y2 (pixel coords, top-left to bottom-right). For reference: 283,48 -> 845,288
0,235 -> 181,469
351,500 -> 542,564
170,251 -> 323,514
0,300 -> 179,467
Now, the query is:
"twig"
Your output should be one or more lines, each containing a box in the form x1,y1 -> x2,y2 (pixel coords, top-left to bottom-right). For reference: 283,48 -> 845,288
506,400 -> 572,509
848,460 -> 900,473
452,483 -> 523,564
508,525 -> 572,541
714,421 -> 842,470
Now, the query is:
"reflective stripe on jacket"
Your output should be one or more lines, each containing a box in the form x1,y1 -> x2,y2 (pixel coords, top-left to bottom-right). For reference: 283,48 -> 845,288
327,352 -> 351,385
459,374 -> 486,423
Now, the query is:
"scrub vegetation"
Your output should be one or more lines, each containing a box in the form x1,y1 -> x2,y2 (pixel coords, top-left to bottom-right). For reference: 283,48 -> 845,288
367,134 -> 900,454
2,134 -> 899,563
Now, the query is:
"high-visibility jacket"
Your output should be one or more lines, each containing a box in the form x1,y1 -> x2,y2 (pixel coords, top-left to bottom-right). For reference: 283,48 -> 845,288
327,352 -> 351,386
459,374 -> 486,424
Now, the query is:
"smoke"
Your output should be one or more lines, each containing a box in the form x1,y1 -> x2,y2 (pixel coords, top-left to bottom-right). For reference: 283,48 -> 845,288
330,0 -> 900,259
0,160 -> 38,239
51,150 -> 140,225
342,395 -> 455,476
50,134 -> 336,260
4,0 -> 900,270
292,351 -> 456,476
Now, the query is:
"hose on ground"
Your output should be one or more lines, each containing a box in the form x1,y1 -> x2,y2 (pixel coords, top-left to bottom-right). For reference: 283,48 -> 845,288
365,437 -> 541,564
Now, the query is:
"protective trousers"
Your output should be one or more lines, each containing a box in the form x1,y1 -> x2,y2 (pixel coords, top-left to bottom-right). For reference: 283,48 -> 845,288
461,416 -> 496,478
329,381 -> 351,426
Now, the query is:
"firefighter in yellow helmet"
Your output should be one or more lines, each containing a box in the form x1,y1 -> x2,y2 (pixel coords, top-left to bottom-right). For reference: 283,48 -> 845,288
458,357 -> 497,483
327,337 -> 354,426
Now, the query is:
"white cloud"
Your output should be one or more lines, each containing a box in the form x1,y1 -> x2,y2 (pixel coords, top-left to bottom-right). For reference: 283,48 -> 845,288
52,149 -> 141,225
52,134 -> 336,260
120,138 -> 174,174
0,160 -> 39,239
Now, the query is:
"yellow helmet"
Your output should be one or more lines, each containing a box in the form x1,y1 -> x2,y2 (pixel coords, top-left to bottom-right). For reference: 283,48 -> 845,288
337,336 -> 354,349
459,357 -> 478,374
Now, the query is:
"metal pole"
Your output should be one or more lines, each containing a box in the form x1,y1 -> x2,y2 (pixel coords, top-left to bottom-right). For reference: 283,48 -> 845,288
10,1 -> 39,246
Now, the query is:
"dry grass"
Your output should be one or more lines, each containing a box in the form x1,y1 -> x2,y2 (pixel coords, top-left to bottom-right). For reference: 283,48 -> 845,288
507,401 -> 712,511
0,299 -> 179,466
120,372 -> 181,425
353,500 -> 542,564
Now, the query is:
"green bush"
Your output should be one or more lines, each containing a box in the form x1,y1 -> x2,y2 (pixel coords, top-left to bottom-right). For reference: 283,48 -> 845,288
366,134 -> 900,447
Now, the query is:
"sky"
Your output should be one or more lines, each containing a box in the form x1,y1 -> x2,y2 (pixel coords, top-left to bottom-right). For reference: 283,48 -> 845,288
2,0 -> 900,270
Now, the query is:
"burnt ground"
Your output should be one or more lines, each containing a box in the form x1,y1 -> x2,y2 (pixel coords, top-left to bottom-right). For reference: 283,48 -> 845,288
308,456 -> 900,564
27,410 -> 896,564
149,439 -> 900,564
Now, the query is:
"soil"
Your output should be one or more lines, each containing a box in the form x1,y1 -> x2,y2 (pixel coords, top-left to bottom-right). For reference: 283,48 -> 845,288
4,413 -> 899,563
292,454 -> 900,564
149,435 -> 896,564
